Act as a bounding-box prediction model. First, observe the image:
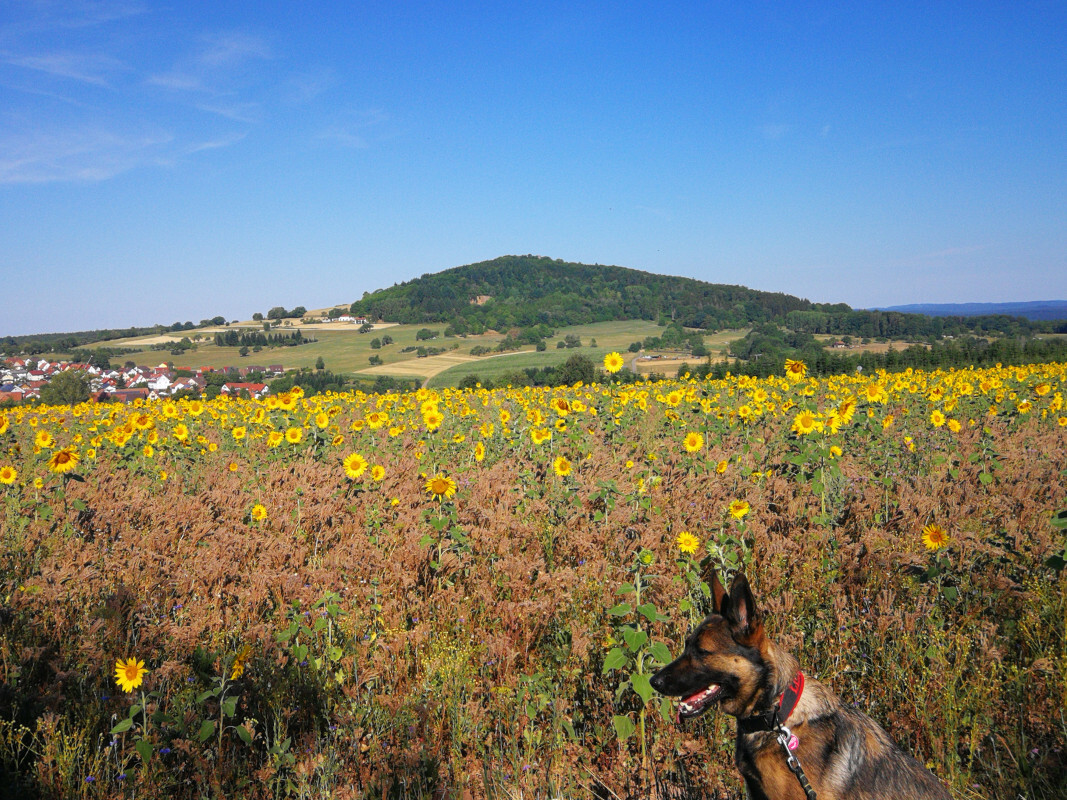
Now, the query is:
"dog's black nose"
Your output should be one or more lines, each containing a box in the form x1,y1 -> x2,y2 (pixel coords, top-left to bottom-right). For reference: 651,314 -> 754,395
650,669 -> 666,693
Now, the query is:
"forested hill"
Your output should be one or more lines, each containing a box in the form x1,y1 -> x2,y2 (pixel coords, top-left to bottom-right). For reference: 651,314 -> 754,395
349,255 -> 829,331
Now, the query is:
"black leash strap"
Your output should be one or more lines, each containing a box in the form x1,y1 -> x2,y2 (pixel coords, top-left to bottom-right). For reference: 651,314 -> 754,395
776,724 -> 817,800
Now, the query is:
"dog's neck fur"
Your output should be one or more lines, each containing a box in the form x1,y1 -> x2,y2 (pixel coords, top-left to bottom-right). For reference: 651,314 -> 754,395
746,634 -> 801,720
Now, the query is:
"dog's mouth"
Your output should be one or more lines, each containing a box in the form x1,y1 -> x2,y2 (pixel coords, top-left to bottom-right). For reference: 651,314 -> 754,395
677,684 -> 721,719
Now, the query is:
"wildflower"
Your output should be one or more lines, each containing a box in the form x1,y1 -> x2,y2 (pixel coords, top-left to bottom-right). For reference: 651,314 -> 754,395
603,352 -> 624,373
729,500 -> 750,520
676,531 -> 700,555
0,465 -> 17,484
228,462 -> 239,472
114,658 -> 148,693
250,504 -> 267,522
784,359 -> 807,381
48,447 -> 80,474
921,523 -> 949,551
425,473 -> 457,500
343,452 -> 368,480
553,455 -> 572,477
682,431 -> 704,453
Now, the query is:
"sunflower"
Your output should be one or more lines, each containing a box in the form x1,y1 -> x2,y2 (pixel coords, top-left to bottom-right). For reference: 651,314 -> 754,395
425,473 -> 458,500
930,409 -> 946,427
791,410 -> 821,436
603,352 -> 625,373
0,414 -> 8,435
48,447 -> 80,474
0,465 -> 17,484
553,456 -> 572,477
716,460 -> 728,474
232,426 -> 247,440
784,359 -> 807,380
682,432 -> 703,453
173,423 -> 189,443
370,464 -> 386,481
250,504 -> 267,521
267,430 -> 284,447
729,500 -> 750,520
530,428 -> 552,445
285,427 -> 303,444
114,657 -> 148,693
474,442 -> 485,462
343,452 -> 369,480
676,531 -> 700,555
921,523 -> 949,551
423,410 -> 444,431
230,644 -> 252,681
34,430 -> 53,449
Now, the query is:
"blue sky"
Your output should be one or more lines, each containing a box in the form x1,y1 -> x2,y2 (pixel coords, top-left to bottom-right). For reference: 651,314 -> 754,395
2,1 -> 1065,336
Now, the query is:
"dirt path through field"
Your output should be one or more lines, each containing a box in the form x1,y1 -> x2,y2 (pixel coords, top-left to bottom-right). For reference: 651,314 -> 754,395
355,350 -> 521,386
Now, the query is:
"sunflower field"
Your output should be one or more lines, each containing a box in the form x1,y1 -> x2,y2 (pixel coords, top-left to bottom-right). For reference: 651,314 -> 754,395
0,359 -> 1065,799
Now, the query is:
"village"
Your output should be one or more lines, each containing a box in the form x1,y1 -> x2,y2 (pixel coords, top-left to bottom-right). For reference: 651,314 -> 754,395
0,356 -> 285,404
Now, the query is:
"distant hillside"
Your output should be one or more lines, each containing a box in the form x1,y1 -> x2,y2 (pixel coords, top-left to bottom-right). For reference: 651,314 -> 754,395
349,255 -> 829,332
877,300 -> 1067,321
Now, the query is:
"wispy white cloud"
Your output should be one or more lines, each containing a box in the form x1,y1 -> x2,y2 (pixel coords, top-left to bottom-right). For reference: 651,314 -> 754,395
1,49 -> 126,87
282,68 -> 335,105
146,31 -> 271,96
198,32 -> 271,66
195,100 -> 263,124
0,127 -> 173,184
184,132 -> 247,154
316,109 -> 389,148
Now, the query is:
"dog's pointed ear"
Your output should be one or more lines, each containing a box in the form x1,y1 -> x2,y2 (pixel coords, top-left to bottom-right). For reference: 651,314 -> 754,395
709,570 -> 729,615
726,573 -> 760,638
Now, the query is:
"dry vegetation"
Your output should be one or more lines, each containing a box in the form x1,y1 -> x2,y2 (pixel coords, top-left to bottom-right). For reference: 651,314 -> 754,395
0,361 -> 1065,799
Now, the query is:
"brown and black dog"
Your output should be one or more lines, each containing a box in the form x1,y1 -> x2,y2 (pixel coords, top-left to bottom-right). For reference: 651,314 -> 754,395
650,571 -> 951,800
